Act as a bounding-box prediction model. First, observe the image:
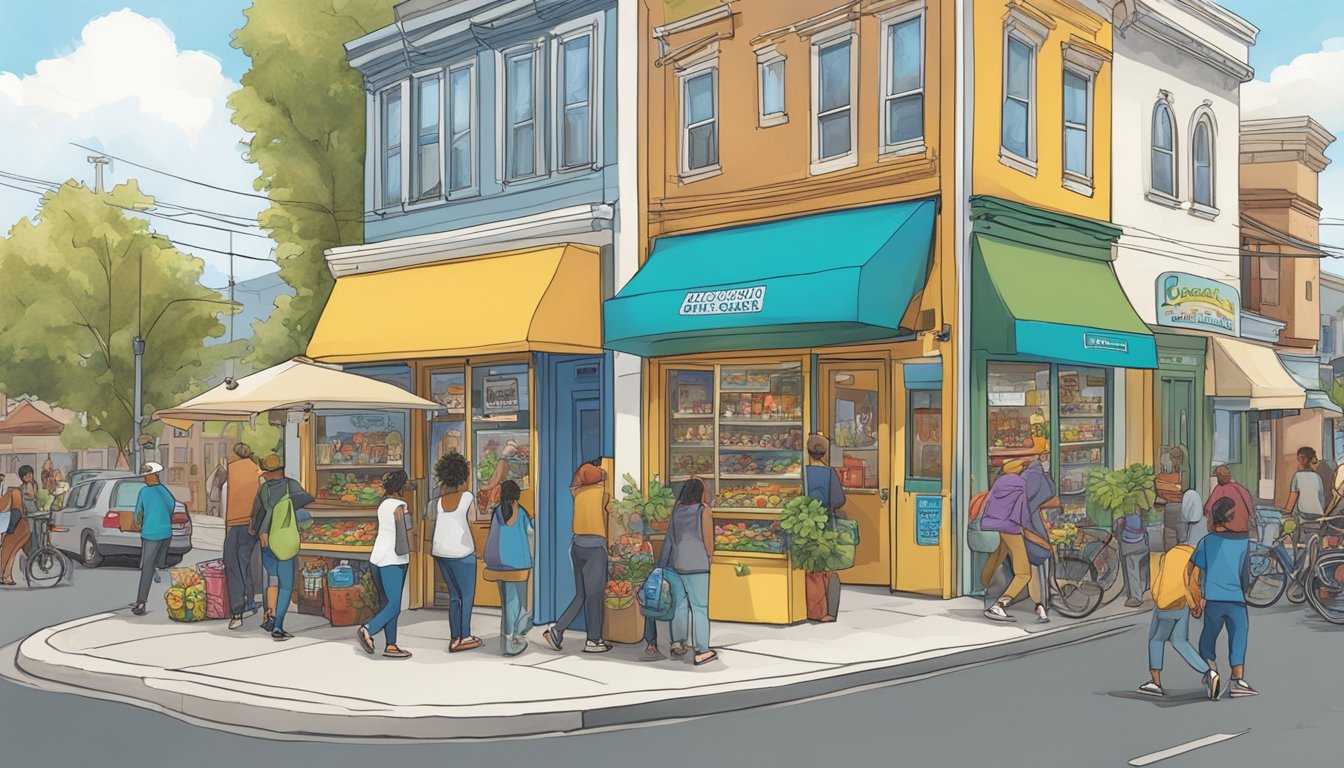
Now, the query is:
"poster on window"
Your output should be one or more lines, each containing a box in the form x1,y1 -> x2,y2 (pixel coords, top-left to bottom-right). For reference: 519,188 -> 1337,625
483,376 -> 520,416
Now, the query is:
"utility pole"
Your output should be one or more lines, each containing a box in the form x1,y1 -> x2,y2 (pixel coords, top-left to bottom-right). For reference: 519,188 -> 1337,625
133,246 -> 145,471
87,155 -> 109,193
228,232 -> 236,381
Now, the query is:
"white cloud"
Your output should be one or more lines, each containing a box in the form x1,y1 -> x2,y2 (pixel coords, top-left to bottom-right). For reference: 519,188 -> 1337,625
0,9 -> 277,287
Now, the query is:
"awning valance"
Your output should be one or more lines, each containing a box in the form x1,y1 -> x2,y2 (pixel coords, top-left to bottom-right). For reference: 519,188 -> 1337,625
603,200 -> 936,357
1205,336 -> 1305,410
307,244 -> 603,363
972,236 -> 1157,369
1279,351 -> 1341,414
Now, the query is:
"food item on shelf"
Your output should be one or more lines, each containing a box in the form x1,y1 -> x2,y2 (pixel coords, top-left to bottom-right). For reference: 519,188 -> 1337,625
713,520 -> 784,553
301,520 -> 378,547
718,453 -> 801,476
720,427 -> 803,450
717,483 -> 800,509
478,453 -> 500,484
672,451 -> 714,476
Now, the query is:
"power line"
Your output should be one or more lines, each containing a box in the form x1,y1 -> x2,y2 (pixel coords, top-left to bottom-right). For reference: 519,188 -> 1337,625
0,167 -> 266,229
105,202 -> 271,239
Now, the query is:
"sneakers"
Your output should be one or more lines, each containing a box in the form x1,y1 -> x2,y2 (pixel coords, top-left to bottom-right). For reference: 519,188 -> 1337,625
130,603 -> 147,617
543,627 -> 563,652
983,603 -> 1015,622
582,640 -> 612,654
153,569 -> 163,584
1229,678 -> 1258,698
228,617 -> 244,631
260,617 -> 275,634
1124,598 -> 1143,608
271,630 -> 294,642
1034,603 -> 1050,624
1137,681 -> 1164,697
1203,669 -> 1222,701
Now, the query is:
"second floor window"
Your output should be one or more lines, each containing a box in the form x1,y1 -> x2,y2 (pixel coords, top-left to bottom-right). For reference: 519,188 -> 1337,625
412,75 -> 442,201
759,56 -> 785,125
504,48 -> 540,181
814,35 -> 854,163
1002,36 -> 1034,160
883,13 -> 924,149
1261,254 -> 1281,306
558,32 -> 594,169
1151,102 -> 1177,197
1192,116 -> 1214,208
1062,69 -> 1090,178
447,63 -> 474,193
381,88 -> 402,207
681,67 -> 718,174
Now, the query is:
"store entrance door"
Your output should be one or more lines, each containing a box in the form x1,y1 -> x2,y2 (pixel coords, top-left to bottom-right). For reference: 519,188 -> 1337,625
1161,377 -> 1195,490
819,360 -> 891,586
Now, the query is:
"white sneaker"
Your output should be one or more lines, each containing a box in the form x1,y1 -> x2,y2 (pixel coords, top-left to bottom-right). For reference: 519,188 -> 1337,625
1035,603 -> 1050,623
1203,669 -> 1222,700
1138,681 -> 1164,697
983,603 -> 1014,621
582,640 -> 611,653
1229,678 -> 1258,698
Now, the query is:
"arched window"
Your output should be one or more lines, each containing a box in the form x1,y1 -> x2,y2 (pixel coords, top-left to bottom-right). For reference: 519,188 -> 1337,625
1192,115 -> 1215,208
1151,102 -> 1177,197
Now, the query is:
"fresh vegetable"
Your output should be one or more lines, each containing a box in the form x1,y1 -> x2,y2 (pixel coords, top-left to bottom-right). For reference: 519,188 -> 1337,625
478,453 -> 500,484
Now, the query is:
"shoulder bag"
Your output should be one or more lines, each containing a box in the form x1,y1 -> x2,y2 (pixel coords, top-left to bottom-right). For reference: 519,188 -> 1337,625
808,468 -> 859,570
262,483 -> 301,561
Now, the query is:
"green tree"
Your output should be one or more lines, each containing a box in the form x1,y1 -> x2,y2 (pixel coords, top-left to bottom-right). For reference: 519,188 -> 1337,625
0,181 -> 242,459
229,0 -> 395,366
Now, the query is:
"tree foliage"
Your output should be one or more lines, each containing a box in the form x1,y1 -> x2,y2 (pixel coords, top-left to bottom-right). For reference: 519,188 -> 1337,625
229,0 -> 395,366
0,182 -> 241,456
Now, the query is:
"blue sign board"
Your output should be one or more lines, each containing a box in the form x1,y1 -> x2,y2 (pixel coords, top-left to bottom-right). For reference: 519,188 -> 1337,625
915,495 -> 941,546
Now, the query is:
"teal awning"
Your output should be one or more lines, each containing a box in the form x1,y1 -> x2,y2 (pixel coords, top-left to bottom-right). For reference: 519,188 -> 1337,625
972,235 -> 1157,369
604,200 -> 935,356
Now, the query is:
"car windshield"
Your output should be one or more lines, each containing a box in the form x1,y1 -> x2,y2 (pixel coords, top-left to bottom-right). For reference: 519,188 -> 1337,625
112,480 -> 147,509
68,471 -> 96,486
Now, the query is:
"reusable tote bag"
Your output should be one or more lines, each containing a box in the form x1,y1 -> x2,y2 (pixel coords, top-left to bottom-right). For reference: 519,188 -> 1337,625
262,483 -> 300,561
484,505 -> 532,571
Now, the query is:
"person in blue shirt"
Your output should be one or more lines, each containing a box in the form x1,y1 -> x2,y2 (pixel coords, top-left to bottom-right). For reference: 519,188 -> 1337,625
132,462 -> 176,616
1189,497 -> 1257,698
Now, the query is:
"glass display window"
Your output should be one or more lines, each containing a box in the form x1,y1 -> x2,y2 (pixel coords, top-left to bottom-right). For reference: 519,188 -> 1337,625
668,368 -> 716,499
908,390 -> 942,481
472,363 -> 530,520
829,368 -> 880,489
427,368 -> 467,496
314,411 -> 408,508
717,363 -> 805,506
713,517 -> 785,554
987,363 -> 1050,485
1057,366 -> 1106,502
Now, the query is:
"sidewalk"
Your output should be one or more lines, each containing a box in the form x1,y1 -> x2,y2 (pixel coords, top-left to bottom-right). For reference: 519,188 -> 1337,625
3,588 -> 1144,742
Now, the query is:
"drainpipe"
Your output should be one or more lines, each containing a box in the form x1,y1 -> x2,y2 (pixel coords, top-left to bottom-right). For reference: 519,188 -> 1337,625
613,0 -> 643,487
952,0 -> 974,597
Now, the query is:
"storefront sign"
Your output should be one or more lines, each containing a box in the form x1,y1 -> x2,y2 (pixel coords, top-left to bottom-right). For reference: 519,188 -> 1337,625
915,496 -> 941,546
679,286 -> 767,316
483,376 -> 520,415
1083,333 -> 1129,354
1156,272 -> 1240,336
1159,353 -> 1200,368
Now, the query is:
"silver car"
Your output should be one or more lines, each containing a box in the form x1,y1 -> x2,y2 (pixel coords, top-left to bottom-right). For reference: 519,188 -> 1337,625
53,475 -> 193,568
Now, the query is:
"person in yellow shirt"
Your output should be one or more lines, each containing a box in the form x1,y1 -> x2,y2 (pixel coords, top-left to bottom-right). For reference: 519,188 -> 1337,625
544,461 -> 612,654
1140,521 -> 1220,700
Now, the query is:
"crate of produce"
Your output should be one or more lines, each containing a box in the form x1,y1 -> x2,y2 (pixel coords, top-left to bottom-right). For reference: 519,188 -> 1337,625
196,559 -> 229,620
164,568 -> 207,622
297,558 -> 328,616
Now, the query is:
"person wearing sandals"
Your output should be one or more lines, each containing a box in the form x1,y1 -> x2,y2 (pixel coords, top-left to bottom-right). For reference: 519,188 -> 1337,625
662,477 -> 717,665
427,452 -> 481,653
544,461 -> 614,654
359,470 -> 415,659
484,480 -> 534,656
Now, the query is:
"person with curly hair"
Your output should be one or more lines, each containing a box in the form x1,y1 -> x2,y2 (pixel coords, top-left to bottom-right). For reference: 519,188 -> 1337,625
427,452 -> 481,652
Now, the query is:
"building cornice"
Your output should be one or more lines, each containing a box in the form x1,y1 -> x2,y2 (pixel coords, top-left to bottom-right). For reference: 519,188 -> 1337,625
1115,0 -> 1252,82
325,204 -> 614,278
1241,117 -> 1337,174
1173,0 -> 1258,46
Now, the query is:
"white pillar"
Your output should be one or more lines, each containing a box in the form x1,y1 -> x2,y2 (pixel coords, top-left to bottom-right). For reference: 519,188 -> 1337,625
613,0 -> 643,485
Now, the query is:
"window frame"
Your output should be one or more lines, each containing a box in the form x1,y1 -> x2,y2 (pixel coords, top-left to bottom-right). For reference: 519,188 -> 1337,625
375,81 -> 409,211
1061,66 -> 1093,195
755,45 -> 787,128
551,14 -> 603,173
677,53 -> 721,182
879,4 -> 927,157
1148,98 -> 1179,205
809,23 -> 859,175
445,58 -> 479,199
1261,253 -> 1281,307
1189,109 -> 1218,217
497,42 -> 546,184
408,69 -> 445,206
999,31 -> 1039,175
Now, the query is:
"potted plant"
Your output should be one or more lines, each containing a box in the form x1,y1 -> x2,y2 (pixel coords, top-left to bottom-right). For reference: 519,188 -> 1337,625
780,496 -> 846,621
603,474 -> 663,643
1082,463 -> 1157,528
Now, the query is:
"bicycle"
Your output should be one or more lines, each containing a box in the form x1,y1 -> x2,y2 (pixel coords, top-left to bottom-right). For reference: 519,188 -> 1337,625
19,512 -> 71,588
1305,547 -> 1344,624
1244,510 -> 1343,608
1050,526 -> 1124,619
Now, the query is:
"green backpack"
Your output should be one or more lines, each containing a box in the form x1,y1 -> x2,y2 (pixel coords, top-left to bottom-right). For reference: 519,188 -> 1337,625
262,483 -> 300,561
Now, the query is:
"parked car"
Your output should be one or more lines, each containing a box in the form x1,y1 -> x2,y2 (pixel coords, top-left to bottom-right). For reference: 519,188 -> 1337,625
52,476 -> 193,568
56,469 -> 136,508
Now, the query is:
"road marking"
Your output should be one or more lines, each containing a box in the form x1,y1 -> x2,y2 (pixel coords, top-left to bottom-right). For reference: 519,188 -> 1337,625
1129,730 -> 1250,766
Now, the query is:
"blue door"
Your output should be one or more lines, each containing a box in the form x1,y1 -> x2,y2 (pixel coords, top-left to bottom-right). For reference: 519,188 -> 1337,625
535,356 -> 604,625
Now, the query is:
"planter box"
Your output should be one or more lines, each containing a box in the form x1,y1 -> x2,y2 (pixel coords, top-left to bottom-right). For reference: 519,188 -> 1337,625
603,600 -> 644,644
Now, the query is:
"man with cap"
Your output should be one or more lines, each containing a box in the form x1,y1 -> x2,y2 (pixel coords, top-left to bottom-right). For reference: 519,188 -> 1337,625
803,433 -> 847,621
131,462 -> 176,616
223,443 -> 263,630
250,453 -> 314,639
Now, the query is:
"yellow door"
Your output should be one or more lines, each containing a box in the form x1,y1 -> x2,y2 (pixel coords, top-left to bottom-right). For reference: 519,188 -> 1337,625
819,360 -> 891,586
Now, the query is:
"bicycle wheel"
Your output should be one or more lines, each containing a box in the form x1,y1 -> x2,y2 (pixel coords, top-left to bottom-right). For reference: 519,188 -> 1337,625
1305,552 -> 1344,625
1090,537 -> 1126,607
1051,555 -> 1104,618
25,546 -> 66,588
1245,544 -> 1288,607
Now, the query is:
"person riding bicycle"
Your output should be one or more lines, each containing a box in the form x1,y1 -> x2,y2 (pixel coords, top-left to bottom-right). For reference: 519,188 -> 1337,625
0,466 -> 38,586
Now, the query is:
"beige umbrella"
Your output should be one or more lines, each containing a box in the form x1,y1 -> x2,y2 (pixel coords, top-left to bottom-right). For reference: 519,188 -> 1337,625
153,357 -> 441,428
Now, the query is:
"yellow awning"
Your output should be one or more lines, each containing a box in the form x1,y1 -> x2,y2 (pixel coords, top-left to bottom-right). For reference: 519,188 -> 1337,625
306,244 -> 603,363
1205,335 -> 1306,410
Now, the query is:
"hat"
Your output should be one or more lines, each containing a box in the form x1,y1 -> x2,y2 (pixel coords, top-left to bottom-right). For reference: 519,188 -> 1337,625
140,461 -> 164,476
259,453 -> 284,472
1002,458 -> 1028,475
1030,437 -> 1049,454
806,433 -> 831,458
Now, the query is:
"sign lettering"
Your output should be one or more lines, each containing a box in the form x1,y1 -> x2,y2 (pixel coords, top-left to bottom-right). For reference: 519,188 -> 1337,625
915,496 -> 941,546
1084,332 -> 1129,354
1155,272 -> 1240,336
679,286 -> 767,316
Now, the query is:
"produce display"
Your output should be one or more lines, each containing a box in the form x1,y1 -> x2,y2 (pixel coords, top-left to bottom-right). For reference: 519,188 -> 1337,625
1060,419 -> 1103,444
300,520 -> 378,547
721,391 -> 803,420
165,568 -> 207,622
615,474 -> 674,533
714,519 -> 784,554
317,430 -> 401,467
720,426 -> 804,450
671,450 -> 714,477
316,472 -> 384,506
606,534 -> 655,610
717,482 -> 801,510
673,423 -> 715,443
719,453 -> 801,477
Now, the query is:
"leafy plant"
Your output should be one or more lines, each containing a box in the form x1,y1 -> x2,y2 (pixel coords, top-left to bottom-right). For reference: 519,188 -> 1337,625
614,474 -> 674,531
780,496 -> 843,573
1083,463 -> 1156,523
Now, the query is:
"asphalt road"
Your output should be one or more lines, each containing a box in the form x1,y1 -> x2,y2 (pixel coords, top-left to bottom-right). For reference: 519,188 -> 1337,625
0,544 -> 1338,768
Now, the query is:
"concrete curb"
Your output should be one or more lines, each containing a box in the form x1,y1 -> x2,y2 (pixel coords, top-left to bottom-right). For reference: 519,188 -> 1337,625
2,608 -> 1143,742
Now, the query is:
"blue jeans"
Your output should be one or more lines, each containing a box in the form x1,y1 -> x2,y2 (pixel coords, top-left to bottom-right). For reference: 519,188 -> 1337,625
498,580 -> 533,656
1148,607 -> 1210,673
367,563 -> 407,644
672,571 -> 711,654
1199,600 -> 1248,668
260,547 -> 295,632
435,555 -> 476,640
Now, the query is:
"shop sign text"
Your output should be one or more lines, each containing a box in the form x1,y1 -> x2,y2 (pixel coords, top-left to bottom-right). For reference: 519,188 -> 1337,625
915,496 -> 941,546
1083,333 -> 1129,354
680,286 -> 767,316
483,376 -> 520,415
1156,272 -> 1240,336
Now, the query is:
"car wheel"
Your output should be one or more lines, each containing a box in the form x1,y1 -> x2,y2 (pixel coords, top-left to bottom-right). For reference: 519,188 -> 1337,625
80,533 -> 104,568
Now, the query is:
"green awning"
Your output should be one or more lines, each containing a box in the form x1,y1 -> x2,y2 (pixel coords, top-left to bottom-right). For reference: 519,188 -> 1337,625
604,200 -> 935,356
973,236 -> 1157,369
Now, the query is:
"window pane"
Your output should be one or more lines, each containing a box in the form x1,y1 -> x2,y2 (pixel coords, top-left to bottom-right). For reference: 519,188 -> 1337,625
1152,106 -> 1173,150
1064,125 -> 1087,175
1194,165 -> 1212,206
418,78 -> 440,135
909,390 -> 942,480
688,121 -> 718,169
563,35 -> 590,106
450,133 -> 471,190
418,143 -> 441,197
819,110 -> 851,159
507,55 -> 534,123
762,60 -> 784,115
1063,72 -> 1087,124
450,68 -> 471,134
563,105 -> 591,166
509,124 -> 535,178
1002,98 -> 1027,157
888,17 -> 921,94
1151,149 -> 1174,195
1006,38 -> 1031,99
887,93 -> 922,144
1194,122 -> 1210,162
384,148 -> 401,206
685,72 -> 714,125
383,91 -> 401,149
818,40 -> 851,113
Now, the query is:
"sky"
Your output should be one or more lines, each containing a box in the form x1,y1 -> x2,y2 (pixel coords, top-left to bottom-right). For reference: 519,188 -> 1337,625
0,1 -> 1342,285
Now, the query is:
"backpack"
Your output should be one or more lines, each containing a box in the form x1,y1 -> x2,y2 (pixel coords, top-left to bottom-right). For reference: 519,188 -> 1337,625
638,568 -> 684,622
262,482 -> 300,561
1152,545 -> 1195,610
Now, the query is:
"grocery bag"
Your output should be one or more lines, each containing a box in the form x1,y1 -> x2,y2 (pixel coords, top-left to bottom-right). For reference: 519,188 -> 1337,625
196,559 -> 229,620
